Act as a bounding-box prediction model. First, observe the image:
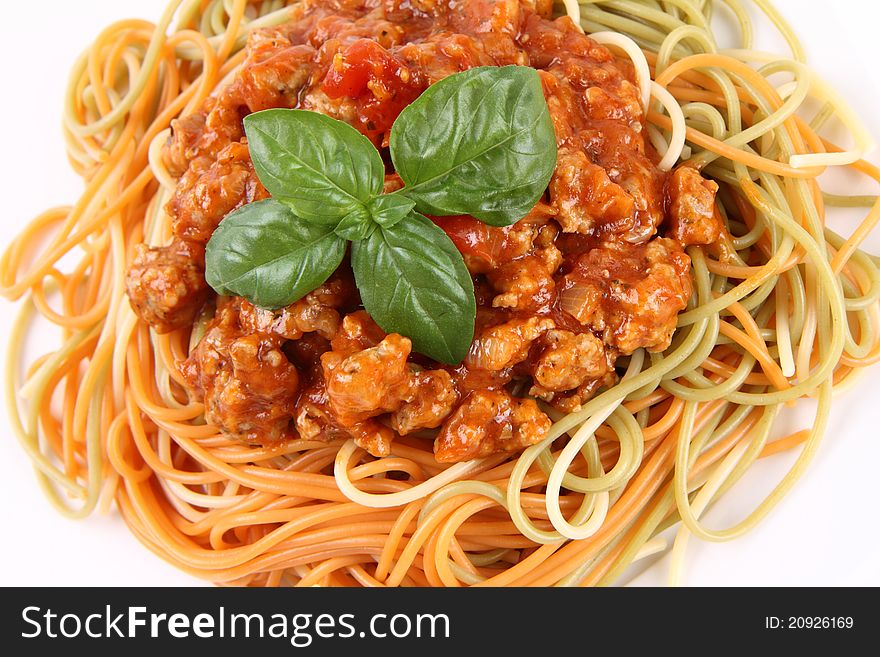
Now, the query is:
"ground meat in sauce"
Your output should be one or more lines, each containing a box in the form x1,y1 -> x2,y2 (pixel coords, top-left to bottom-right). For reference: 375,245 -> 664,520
170,140 -> 269,244
558,238 -> 693,354
126,238 -> 209,333
182,299 -> 301,443
434,390 -> 552,463
664,166 -> 723,246
125,0 -> 723,463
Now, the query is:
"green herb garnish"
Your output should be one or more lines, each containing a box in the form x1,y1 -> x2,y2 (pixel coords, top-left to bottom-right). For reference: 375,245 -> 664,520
205,65 -> 557,364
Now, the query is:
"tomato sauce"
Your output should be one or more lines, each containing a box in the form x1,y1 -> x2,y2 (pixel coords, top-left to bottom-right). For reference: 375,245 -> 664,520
126,0 -> 722,463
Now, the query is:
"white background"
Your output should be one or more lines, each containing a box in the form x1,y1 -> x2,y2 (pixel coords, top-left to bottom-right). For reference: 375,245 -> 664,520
0,0 -> 878,586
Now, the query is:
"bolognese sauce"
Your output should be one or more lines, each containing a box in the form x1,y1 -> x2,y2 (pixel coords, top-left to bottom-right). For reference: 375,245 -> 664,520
125,0 -> 724,463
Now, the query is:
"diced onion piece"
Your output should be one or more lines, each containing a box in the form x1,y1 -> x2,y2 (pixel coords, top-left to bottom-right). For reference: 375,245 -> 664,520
559,282 -> 600,325
466,336 -> 516,371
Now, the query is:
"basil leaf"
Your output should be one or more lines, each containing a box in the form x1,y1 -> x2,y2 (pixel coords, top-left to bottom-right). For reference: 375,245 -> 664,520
367,194 -> 416,228
351,212 -> 475,364
205,199 -> 346,309
389,66 -> 557,227
334,206 -> 374,241
244,109 -> 384,225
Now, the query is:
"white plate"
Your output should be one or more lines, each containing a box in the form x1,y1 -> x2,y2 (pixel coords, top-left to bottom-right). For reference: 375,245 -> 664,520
0,0 -> 877,586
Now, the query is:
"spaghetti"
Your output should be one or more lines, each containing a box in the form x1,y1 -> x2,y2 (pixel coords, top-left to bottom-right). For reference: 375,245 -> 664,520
2,0 -> 879,587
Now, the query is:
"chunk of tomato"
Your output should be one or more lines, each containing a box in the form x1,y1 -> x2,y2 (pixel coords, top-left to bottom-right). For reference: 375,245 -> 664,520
431,215 -> 507,265
322,38 -> 423,141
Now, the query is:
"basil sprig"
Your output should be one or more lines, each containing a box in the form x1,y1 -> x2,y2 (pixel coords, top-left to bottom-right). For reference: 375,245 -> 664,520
205,65 -> 556,363
390,66 -> 557,226
205,200 -> 347,309
352,213 -> 476,365
245,109 -> 385,224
